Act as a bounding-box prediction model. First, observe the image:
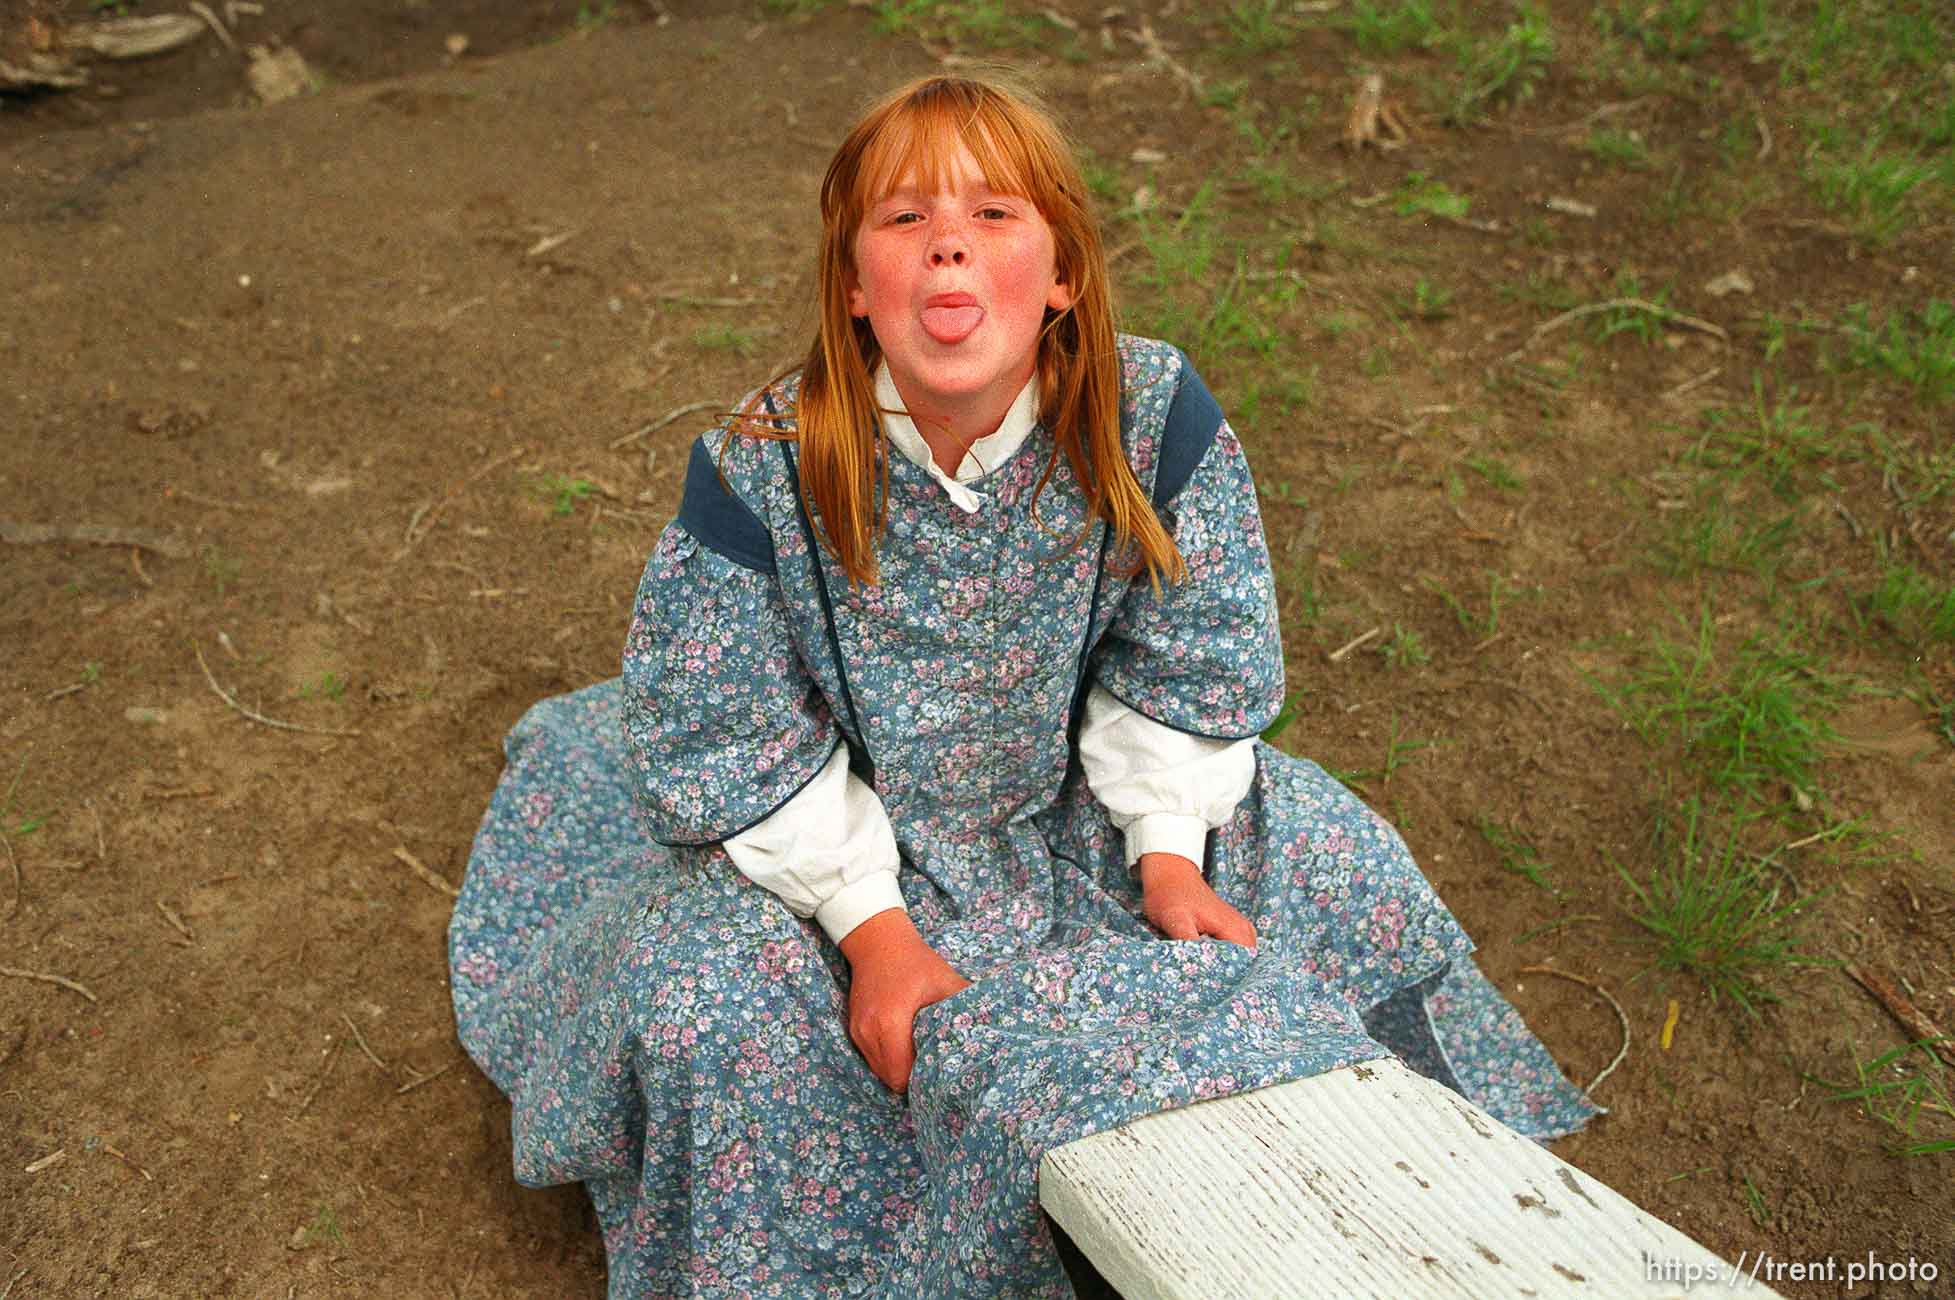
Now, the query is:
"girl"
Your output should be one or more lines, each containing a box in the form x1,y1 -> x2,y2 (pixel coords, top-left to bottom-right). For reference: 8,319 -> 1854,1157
450,75 -> 1594,1298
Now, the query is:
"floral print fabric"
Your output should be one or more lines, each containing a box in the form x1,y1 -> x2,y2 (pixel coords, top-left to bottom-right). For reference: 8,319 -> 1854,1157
449,337 -> 1597,1298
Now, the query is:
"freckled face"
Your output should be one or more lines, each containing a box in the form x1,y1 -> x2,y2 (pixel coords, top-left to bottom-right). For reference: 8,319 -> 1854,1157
846,139 -> 1072,438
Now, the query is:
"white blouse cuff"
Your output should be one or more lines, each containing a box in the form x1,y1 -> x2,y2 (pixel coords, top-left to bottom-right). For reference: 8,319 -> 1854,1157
1078,685 -> 1256,871
813,872 -> 908,945
1119,813 -> 1211,869
721,743 -> 905,944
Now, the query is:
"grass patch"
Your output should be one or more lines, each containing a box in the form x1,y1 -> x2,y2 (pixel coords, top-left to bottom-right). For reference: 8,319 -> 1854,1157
1861,564 -> 1955,646
1379,622 -> 1430,669
1427,570 -> 1512,640
203,546 -> 242,596
1585,125 -> 1652,169
1830,299 -> 1955,404
296,672 -> 348,703
1616,798 -> 1827,1012
529,473 -> 599,517
1392,172 -> 1471,221
1593,611 -> 1843,797
1649,485 -> 1800,585
1342,0 -> 1449,54
1683,378 -> 1842,498
872,0 -> 1074,52
1474,814 -> 1558,894
690,326 -> 762,355
1444,6 -> 1553,124
1814,1041 -> 1955,1158
1594,0 -> 1708,60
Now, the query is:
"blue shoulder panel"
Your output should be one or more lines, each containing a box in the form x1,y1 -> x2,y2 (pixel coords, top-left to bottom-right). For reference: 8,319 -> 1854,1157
676,436 -> 775,574
1152,349 -> 1223,509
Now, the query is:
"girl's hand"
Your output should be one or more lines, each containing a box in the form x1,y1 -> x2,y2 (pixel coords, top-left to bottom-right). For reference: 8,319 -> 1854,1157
1139,852 -> 1258,950
837,908 -> 971,1094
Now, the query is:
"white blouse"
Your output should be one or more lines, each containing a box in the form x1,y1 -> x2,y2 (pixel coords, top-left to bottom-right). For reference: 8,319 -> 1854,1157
721,367 -> 1258,943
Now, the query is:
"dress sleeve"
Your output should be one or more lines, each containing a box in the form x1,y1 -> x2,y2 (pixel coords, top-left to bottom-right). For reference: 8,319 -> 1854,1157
1089,363 -> 1285,740
1078,685 -> 1256,868
621,518 -> 844,846
722,744 -> 905,944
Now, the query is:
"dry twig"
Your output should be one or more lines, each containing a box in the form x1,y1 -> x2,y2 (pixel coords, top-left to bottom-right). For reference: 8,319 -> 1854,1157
195,643 -> 363,738
103,1141 -> 155,1182
156,899 -> 194,943
395,444 -> 529,556
2,521 -> 189,559
1846,965 -> 1955,1068
1502,299 -> 1728,367
396,1059 -> 458,1095
610,399 -> 727,450
1,965 -> 98,1004
340,1012 -> 392,1075
1520,964 -> 1629,1094
1327,626 -> 1383,663
2,835 -> 17,924
392,846 -> 460,899
294,1039 -> 343,1116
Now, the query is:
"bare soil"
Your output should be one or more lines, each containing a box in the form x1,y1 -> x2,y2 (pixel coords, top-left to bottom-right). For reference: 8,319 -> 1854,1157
2,1 -> 1950,1296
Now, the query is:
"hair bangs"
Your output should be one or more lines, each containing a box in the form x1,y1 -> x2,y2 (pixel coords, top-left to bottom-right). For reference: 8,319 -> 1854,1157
849,84 -> 1067,230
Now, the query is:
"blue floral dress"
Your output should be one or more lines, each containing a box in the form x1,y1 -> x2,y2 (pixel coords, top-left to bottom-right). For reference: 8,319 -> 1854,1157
449,336 -> 1597,1298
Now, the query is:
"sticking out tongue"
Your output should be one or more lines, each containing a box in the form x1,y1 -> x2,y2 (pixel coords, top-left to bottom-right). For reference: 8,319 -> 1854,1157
921,304 -> 983,344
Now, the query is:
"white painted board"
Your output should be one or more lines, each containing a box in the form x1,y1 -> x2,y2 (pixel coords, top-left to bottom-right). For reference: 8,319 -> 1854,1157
1040,1058 -> 1780,1300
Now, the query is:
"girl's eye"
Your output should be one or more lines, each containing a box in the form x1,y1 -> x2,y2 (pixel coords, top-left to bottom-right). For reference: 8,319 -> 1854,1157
978,206 -> 1012,221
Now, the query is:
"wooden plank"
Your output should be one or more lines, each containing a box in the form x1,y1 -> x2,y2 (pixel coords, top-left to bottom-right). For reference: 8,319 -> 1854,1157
1040,1058 -> 1779,1300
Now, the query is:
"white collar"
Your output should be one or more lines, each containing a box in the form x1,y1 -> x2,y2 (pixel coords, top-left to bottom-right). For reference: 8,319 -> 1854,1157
875,363 -> 1038,514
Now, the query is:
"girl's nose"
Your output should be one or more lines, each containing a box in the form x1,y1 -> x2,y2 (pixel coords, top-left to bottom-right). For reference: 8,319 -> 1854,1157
928,217 -> 969,266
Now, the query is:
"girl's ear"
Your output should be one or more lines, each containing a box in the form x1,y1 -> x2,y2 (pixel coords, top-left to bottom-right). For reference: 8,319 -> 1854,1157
1045,277 -> 1073,313
845,269 -> 869,318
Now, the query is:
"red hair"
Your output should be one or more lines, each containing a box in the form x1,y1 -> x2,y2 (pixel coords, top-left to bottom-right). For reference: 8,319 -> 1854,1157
744,74 -> 1181,588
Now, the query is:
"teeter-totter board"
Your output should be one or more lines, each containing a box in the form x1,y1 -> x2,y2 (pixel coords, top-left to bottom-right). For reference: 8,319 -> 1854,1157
1040,1058 -> 1780,1300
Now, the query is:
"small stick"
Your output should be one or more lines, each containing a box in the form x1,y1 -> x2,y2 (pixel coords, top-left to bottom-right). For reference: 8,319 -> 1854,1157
0,965 -> 98,1004
293,1039 -> 343,1117
1,1266 -> 23,1300
88,799 -> 107,862
24,1150 -> 65,1175
395,444 -> 529,556
1,521 -> 189,559
1327,626 -> 1383,663
45,683 -> 86,702
102,1141 -> 155,1182
1501,299 -> 1728,367
1662,366 -> 1722,402
1520,964 -> 1630,1093
1513,913 -> 1602,944
2,834 -> 18,923
155,899 -> 194,942
396,1059 -> 458,1095
609,399 -> 725,449
1846,965 -> 1955,1068
392,846 -> 459,898
131,547 -> 153,588
170,488 -> 274,514
1831,499 -> 1864,541
655,294 -> 760,308
339,1012 -> 391,1075
186,0 -> 238,50
195,643 -> 363,738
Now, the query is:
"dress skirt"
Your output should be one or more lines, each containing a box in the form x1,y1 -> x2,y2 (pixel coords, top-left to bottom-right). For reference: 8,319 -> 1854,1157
449,680 -> 1598,1299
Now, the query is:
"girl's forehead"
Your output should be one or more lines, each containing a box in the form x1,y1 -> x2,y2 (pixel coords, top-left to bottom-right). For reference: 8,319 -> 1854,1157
858,117 -> 1034,204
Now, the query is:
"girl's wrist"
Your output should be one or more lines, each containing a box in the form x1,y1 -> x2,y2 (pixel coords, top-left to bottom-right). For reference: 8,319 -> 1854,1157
1137,852 -> 1203,888
837,906 -> 927,967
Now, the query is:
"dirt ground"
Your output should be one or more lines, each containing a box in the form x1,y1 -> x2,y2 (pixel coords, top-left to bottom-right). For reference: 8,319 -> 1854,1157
2,0 -> 1951,1296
